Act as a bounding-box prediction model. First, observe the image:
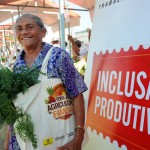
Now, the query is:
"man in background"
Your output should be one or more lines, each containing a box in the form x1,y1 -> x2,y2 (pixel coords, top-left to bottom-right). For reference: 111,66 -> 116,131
67,28 -> 91,61
67,28 -> 91,78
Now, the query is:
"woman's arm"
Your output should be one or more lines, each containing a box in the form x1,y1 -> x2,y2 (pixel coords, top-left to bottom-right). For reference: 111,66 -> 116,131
73,93 -> 85,132
4,126 -> 10,150
57,93 -> 85,150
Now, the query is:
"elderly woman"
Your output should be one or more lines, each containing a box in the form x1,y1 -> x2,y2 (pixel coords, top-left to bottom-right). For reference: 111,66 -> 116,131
4,14 -> 87,150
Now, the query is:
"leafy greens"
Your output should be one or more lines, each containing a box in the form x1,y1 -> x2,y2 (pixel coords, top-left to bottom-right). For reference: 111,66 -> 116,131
0,66 -> 42,149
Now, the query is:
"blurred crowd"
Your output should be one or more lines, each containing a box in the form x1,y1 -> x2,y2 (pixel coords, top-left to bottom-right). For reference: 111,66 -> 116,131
50,28 -> 91,78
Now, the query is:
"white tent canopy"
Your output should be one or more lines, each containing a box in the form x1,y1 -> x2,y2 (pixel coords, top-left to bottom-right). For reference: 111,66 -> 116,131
0,0 -> 81,32
68,0 -> 96,21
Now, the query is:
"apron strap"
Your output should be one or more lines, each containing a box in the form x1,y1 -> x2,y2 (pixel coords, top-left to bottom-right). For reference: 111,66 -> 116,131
39,46 -> 54,80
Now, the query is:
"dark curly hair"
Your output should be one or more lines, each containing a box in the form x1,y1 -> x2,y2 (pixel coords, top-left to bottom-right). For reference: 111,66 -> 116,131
75,40 -> 81,48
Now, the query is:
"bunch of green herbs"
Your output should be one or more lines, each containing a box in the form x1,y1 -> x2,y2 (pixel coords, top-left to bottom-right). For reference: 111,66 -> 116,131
0,66 -> 42,149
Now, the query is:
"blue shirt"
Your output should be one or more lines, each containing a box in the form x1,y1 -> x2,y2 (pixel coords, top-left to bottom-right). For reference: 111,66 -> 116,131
10,42 -> 87,149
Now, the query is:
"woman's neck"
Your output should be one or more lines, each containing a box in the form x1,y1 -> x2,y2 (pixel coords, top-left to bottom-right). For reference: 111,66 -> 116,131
24,43 -> 43,57
24,43 -> 43,67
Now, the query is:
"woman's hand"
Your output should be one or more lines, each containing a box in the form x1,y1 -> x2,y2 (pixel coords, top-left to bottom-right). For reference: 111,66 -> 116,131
67,35 -> 80,56
67,35 -> 74,43
57,129 -> 84,150
57,93 -> 85,150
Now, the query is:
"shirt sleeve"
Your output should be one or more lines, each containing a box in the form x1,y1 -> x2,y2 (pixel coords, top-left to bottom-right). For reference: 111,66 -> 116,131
59,50 -> 88,98
47,47 -> 87,98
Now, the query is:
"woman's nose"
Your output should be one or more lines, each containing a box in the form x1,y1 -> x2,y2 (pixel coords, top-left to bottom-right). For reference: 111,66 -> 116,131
20,28 -> 28,35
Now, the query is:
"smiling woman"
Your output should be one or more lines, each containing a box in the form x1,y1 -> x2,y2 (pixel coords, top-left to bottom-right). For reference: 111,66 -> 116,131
4,13 -> 88,150
15,14 -> 47,67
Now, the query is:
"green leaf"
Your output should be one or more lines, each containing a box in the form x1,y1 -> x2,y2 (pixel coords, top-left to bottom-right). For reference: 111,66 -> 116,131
46,86 -> 54,95
0,66 -> 42,149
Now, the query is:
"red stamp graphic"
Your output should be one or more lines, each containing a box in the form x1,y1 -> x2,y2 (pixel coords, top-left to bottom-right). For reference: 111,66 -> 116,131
86,45 -> 150,150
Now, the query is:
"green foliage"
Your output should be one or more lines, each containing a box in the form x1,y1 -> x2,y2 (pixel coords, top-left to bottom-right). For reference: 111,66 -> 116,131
74,57 -> 87,77
46,86 -> 54,95
15,114 -> 37,149
0,66 -> 41,149
0,93 -> 19,125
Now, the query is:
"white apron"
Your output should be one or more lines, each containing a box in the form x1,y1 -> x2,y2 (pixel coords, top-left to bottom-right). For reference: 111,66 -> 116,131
14,48 -> 75,150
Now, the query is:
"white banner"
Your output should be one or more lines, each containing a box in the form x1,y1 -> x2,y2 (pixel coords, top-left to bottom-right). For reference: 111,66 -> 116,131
84,0 -> 150,150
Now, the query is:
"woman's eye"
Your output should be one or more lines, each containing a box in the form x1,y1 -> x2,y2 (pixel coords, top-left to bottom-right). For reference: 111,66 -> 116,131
28,26 -> 33,29
17,28 -> 22,31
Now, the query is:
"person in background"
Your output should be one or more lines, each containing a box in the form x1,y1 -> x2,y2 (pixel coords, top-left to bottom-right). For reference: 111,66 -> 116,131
65,41 -> 71,56
51,37 -> 60,47
68,29 -> 91,78
70,40 -> 82,62
87,28 -> 91,42
67,28 -> 91,61
51,38 -> 71,57
4,14 -> 87,150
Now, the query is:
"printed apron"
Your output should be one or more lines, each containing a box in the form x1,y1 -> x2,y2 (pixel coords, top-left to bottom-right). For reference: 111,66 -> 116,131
14,48 -> 75,150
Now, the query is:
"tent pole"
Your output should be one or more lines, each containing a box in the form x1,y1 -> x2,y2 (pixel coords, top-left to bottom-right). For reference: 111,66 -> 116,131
2,29 -> 7,65
65,1 -> 71,53
11,12 -> 18,57
59,0 -> 65,50
17,6 -> 20,16
3,26 -> 11,67
0,48 -> 1,68
43,0 -> 45,7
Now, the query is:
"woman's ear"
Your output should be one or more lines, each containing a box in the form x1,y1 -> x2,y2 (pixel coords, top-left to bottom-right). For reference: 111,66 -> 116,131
42,28 -> 47,38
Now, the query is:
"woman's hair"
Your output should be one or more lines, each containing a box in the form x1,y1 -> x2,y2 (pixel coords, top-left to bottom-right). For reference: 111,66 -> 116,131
65,41 -> 68,47
15,14 -> 45,29
75,40 -> 81,48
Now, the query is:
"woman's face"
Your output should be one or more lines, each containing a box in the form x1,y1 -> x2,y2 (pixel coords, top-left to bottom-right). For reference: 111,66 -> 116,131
15,17 -> 46,50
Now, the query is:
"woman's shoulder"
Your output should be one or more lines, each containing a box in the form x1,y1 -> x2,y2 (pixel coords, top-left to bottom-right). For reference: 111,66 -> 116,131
44,43 -> 72,65
42,42 -> 64,57
51,46 -> 70,57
